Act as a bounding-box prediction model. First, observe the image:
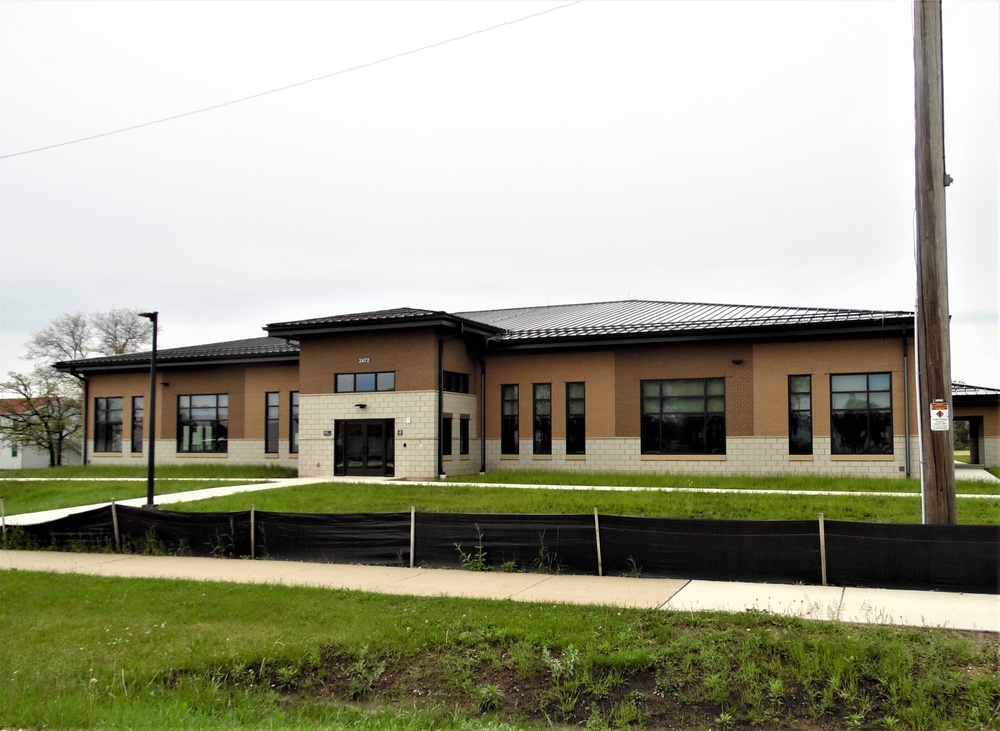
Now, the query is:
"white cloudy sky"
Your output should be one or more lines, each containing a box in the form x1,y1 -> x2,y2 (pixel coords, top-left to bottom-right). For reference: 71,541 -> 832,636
1,0 -> 997,385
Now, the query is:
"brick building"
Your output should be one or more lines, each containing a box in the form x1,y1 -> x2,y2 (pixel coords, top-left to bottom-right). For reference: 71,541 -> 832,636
55,300 -> 1000,479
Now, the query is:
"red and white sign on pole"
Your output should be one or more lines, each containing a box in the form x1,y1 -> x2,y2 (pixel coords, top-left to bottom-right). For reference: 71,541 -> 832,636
930,401 -> 950,431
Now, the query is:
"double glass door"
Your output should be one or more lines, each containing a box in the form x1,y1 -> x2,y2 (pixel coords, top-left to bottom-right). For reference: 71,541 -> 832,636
335,419 -> 395,476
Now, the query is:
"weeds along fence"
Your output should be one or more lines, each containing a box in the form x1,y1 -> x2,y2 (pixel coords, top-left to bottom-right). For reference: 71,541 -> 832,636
4,505 -> 997,594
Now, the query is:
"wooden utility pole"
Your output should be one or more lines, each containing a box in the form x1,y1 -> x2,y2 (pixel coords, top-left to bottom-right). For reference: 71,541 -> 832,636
913,0 -> 957,524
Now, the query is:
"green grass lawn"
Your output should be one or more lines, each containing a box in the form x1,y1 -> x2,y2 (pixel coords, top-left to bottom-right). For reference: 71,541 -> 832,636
0,465 -> 296,515
1,570 -> 996,730
165,480 -> 1000,524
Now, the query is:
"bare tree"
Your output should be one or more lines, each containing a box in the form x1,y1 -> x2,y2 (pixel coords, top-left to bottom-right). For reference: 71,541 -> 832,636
25,311 -> 93,362
92,307 -> 154,355
0,367 -> 82,467
24,307 -> 153,364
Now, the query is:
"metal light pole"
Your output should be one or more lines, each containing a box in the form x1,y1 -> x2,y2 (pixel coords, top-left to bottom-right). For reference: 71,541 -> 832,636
139,312 -> 158,507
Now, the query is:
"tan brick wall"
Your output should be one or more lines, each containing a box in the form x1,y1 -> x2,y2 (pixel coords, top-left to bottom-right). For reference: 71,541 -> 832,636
243,366 -> 300,440
299,329 -> 480,395
751,336 -> 916,438
484,351 -> 617,439
615,342 -> 754,437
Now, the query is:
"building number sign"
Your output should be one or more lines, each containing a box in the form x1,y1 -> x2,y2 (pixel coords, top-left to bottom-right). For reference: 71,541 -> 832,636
358,357 -> 370,364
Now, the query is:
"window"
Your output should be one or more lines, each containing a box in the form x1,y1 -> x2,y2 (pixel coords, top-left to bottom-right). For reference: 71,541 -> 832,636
831,373 -> 893,455
336,372 -> 395,392
177,394 -> 229,453
11,445 -> 18,458
533,383 -> 552,455
131,396 -> 144,454
641,378 -> 726,455
566,382 -> 586,455
442,416 -> 453,456
788,375 -> 812,455
460,416 -> 470,456
290,391 -> 299,454
265,392 -> 279,454
94,397 -> 123,452
501,384 -> 519,454
443,371 -> 470,393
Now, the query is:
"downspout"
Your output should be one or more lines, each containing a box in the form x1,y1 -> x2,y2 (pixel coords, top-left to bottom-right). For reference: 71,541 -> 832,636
903,334 -> 912,477
479,358 -> 486,474
69,369 -> 89,465
437,326 -> 463,479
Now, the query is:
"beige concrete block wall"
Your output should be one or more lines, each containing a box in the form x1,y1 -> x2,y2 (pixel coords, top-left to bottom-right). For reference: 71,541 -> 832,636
982,437 -> 1000,468
441,392 -> 479,477
486,436 -> 917,478
298,391 -> 442,479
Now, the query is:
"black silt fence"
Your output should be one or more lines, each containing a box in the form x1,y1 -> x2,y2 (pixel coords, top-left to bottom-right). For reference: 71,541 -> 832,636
7,506 -> 998,594
255,511 -> 411,564
598,516 -> 822,584
415,513 -> 597,572
16,506 -> 116,551
824,521 -> 1000,594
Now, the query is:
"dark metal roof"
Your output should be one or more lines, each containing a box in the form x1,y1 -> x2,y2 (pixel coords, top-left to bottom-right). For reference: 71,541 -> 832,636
54,300 -> 920,373
54,337 -> 299,373
952,382 -> 1000,402
456,300 -> 914,343
265,307 -> 501,338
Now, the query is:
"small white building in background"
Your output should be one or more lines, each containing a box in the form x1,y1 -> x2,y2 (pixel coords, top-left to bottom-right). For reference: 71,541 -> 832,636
0,399 -> 82,470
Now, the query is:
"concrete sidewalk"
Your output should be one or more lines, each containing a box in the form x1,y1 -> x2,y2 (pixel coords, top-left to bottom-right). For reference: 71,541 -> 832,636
2,550 -> 996,633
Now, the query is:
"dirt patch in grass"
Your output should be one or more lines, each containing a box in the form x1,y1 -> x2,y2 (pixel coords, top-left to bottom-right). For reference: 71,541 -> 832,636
237,634 -> 999,730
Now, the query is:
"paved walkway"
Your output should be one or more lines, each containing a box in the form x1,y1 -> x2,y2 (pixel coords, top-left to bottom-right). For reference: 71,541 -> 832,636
1,549 -> 996,632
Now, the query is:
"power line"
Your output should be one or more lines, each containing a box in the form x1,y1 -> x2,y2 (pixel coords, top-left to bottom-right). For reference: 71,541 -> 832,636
1,1 -> 582,160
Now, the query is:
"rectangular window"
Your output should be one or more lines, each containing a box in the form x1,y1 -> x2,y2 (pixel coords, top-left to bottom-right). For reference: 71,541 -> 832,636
177,394 -> 229,453
788,375 -> 812,455
533,383 -> 552,455
459,416 -> 470,456
290,391 -> 299,454
94,397 -> 123,452
501,384 -> 519,454
336,372 -> 395,393
131,396 -> 144,454
831,373 -> 893,455
443,371 -> 470,393
442,416 -> 453,456
641,378 -> 726,455
566,382 -> 586,455
265,392 -> 280,453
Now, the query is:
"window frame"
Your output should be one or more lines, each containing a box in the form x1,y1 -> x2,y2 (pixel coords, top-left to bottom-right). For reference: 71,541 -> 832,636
289,391 -> 299,454
640,378 -> 726,455
265,391 -> 280,454
830,372 -> 893,455
94,396 -> 124,453
442,416 -> 453,457
443,371 -> 470,393
565,382 -> 586,455
501,384 -> 519,455
533,383 -> 552,455
177,393 -> 229,454
131,396 -> 144,454
459,416 -> 470,456
335,372 -> 395,393
788,375 -> 813,455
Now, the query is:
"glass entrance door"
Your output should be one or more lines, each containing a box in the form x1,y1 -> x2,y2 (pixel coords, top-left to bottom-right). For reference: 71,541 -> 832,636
336,419 -> 395,477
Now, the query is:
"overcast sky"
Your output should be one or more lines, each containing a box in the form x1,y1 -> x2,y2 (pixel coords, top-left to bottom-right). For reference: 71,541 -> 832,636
1,0 -> 997,386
